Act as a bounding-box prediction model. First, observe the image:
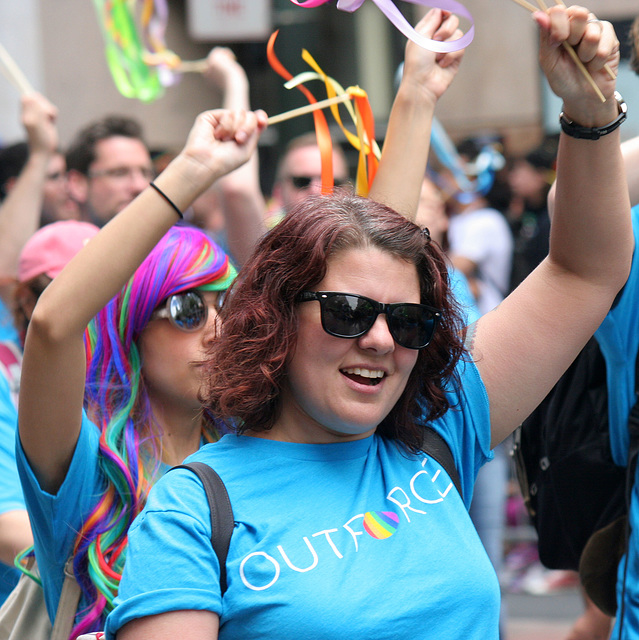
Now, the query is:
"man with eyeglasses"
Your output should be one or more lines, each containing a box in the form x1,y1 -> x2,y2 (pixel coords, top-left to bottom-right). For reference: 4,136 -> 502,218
66,115 -> 154,227
266,132 -> 350,227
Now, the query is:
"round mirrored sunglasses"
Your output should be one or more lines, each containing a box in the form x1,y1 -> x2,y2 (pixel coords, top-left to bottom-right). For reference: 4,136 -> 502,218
151,290 -> 211,332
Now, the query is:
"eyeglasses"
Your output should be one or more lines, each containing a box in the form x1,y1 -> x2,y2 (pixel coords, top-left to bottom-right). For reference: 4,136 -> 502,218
297,291 -> 441,350
287,175 -> 350,190
151,290 -> 219,332
88,166 -> 155,182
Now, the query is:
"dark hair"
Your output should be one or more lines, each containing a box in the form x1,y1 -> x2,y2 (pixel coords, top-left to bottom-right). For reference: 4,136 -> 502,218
12,274 -> 52,344
65,116 -> 146,175
201,191 -> 466,452
0,142 -> 28,198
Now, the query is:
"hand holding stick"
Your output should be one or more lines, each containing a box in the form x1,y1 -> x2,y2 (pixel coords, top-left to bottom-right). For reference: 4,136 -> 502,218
552,0 -> 616,81
507,0 -> 613,102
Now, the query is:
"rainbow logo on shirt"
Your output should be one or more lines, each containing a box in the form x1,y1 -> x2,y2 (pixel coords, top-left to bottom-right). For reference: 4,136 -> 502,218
362,511 -> 399,539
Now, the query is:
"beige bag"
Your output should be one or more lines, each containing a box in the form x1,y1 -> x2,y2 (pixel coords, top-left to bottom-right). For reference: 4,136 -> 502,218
0,555 -> 80,640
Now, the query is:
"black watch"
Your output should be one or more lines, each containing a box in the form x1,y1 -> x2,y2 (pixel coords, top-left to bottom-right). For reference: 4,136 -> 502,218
559,92 -> 627,140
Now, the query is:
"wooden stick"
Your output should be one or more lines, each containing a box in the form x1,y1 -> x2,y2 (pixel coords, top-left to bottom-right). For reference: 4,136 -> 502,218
0,42 -> 34,95
553,0 -> 616,80
176,59 -> 208,74
510,0 -> 539,12
266,93 -> 352,126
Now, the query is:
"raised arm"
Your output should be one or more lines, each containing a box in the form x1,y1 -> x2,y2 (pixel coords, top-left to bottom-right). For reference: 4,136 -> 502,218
368,9 -> 464,219
18,109 -> 267,493
202,48 -> 267,266
472,6 -> 632,447
0,94 -> 58,293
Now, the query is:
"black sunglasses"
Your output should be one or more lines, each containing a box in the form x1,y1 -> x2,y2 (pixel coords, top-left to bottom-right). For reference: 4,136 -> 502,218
288,175 -> 349,190
151,290 -> 222,332
296,291 -> 441,350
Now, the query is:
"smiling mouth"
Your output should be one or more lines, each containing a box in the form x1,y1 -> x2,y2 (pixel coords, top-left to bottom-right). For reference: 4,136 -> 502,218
341,367 -> 386,386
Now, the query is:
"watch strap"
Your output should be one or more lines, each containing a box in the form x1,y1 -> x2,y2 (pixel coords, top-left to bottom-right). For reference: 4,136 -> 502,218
559,91 -> 627,140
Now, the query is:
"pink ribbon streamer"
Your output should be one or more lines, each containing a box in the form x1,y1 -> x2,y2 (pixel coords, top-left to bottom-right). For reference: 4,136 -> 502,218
289,0 -> 474,53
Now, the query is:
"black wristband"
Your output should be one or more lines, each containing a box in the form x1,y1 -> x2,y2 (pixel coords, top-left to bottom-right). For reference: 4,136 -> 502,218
149,182 -> 183,219
559,92 -> 627,140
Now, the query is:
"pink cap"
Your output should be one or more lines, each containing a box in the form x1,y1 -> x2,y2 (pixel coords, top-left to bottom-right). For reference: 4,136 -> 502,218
18,220 -> 100,283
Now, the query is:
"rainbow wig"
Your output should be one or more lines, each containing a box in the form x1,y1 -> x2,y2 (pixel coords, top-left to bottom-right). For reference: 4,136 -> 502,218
72,224 -> 235,636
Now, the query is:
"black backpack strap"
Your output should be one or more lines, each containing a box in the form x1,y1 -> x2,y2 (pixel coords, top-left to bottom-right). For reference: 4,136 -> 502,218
421,427 -> 463,500
172,461 -> 235,594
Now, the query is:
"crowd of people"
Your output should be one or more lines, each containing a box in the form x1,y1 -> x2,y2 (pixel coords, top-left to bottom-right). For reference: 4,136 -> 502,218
0,5 -> 637,640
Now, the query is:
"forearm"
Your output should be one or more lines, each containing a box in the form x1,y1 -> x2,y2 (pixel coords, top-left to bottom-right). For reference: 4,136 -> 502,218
368,9 -> 463,219
547,134 -> 638,219
220,72 -> 250,112
0,152 -> 49,280
216,62 -> 266,264
369,85 -> 435,220
219,170 -> 266,267
0,510 -> 32,566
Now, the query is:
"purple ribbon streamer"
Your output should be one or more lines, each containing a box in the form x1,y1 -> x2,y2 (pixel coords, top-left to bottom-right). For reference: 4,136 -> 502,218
289,0 -> 474,53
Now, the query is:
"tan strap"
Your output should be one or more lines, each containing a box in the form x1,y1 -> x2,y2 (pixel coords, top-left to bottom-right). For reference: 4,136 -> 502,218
50,558 -> 81,640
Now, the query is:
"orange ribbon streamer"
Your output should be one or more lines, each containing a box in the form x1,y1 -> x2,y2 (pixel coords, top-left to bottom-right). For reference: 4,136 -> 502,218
297,51 -> 379,195
267,31 -> 335,194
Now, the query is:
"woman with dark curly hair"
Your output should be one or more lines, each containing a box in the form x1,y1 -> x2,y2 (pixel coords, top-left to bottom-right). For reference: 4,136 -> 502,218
106,5 -> 632,640
206,191 -> 465,449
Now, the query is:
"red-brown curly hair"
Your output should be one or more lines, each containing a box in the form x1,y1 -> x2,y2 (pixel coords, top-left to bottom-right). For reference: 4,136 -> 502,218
200,190 -> 468,452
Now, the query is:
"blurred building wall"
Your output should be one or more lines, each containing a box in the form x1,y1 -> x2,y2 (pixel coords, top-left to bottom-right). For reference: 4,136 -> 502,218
0,0 -> 636,161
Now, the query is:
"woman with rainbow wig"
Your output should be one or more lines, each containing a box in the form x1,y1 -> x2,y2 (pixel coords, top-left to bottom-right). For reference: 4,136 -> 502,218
16,108 -> 267,637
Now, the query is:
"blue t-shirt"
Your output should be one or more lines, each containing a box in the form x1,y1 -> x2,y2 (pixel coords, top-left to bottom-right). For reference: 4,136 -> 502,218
106,359 -> 497,640
0,372 -> 22,603
597,205 -> 639,637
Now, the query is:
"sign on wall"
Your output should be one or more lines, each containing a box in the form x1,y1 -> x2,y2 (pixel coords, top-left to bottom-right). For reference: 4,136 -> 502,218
186,0 -> 272,42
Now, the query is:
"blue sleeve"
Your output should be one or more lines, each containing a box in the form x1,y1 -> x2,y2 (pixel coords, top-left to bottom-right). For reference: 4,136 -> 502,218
105,468 -> 221,639
15,411 -> 103,620
429,357 -> 493,509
